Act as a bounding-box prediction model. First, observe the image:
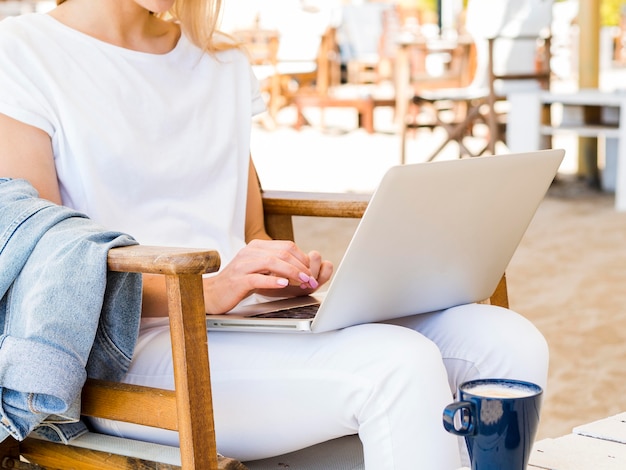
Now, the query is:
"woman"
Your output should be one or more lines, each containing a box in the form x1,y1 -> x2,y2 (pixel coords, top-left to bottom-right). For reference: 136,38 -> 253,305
0,0 -> 548,468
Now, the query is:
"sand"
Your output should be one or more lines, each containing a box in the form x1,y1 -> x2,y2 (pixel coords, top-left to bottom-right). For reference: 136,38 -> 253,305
506,177 -> 626,439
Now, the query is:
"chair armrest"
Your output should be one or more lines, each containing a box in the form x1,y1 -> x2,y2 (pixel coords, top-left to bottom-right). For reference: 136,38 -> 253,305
107,245 -> 221,275
262,190 -> 370,241
262,190 -> 370,218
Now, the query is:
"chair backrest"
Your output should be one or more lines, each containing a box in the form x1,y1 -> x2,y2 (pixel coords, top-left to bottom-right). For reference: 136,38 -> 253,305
465,0 -> 553,94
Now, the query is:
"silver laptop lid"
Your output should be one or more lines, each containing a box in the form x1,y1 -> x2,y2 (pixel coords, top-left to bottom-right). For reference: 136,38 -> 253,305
309,149 -> 564,332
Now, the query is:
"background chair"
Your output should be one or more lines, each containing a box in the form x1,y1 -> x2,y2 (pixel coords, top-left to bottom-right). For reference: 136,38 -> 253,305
401,0 -> 553,164
292,26 -> 396,135
336,2 -> 393,85
292,4 -> 397,134
0,189 -> 509,470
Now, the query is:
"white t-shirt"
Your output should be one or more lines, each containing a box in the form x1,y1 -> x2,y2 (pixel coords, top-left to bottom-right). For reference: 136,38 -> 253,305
0,13 -> 266,267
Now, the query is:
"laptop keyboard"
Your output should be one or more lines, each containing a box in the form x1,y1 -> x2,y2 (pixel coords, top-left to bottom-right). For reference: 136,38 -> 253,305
251,303 -> 320,319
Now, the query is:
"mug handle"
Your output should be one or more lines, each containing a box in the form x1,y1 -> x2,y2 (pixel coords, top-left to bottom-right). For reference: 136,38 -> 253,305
442,401 -> 476,436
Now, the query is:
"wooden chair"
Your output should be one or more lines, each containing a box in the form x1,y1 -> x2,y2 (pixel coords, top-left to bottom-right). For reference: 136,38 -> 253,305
0,190 -> 509,470
337,2 -> 393,85
401,0 -> 553,164
292,27 -> 396,134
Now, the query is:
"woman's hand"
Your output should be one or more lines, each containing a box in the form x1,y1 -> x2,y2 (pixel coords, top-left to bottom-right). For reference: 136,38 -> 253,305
202,239 -> 333,314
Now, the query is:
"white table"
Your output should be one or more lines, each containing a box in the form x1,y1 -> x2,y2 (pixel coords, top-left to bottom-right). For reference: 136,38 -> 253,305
529,412 -> 626,469
507,89 -> 626,211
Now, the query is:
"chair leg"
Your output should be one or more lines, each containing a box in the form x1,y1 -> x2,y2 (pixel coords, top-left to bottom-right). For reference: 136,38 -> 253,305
0,437 -> 22,469
165,273 -> 220,470
424,103 -> 484,162
400,124 -> 407,165
359,98 -> 375,134
293,101 -> 308,131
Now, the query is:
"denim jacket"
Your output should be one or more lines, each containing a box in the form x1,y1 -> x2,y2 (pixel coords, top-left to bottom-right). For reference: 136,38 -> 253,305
0,178 -> 142,443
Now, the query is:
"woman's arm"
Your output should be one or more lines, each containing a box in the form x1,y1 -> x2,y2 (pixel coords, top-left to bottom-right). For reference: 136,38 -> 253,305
143,157 -> 334,316
199,158 -> 333,314
240,157 -> 334,302
0,114 -> 172,317
245,158 -> 272,242
0,113 -> 328,316
0,113 -> 62,203
0,121 -> 333,316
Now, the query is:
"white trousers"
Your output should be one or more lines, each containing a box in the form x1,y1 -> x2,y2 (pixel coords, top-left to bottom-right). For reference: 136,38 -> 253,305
90,303 -> 549,470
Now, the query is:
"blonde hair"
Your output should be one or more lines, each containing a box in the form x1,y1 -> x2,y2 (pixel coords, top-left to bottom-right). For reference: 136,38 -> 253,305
55,0 -> 235,53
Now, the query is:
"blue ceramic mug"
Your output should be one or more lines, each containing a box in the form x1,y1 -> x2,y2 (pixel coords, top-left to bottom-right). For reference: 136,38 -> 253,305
442,378 -> 543,470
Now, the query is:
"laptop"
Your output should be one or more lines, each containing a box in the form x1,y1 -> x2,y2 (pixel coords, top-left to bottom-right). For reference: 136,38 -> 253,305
206,149 -> 565,333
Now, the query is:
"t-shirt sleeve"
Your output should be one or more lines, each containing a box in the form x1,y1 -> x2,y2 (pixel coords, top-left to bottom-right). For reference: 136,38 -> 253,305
0,21 -> 55,136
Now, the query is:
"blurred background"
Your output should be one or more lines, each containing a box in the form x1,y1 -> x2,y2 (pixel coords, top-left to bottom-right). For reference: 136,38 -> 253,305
3,0 -> 626,444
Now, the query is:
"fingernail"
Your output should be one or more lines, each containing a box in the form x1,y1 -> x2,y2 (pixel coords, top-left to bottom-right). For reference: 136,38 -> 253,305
277,278 -> 289,287
309,278 -> 319,289
298,272 -> 311,283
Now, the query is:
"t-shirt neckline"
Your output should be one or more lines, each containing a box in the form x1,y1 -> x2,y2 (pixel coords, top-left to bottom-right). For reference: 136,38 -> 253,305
39,12 -> 184,58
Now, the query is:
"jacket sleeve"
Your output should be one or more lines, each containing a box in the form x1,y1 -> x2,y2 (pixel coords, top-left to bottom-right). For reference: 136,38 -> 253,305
0,178 -> 142,442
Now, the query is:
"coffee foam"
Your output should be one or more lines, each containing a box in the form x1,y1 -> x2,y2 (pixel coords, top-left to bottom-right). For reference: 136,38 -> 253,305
465,382 -> 537,398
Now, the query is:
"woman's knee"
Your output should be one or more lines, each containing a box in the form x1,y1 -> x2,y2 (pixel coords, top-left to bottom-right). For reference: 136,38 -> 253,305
443,304 -> 549,387
339,323 -> 450,387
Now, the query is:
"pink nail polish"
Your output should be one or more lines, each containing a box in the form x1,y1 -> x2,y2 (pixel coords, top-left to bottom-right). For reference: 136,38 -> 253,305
298,272 -> 310,283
